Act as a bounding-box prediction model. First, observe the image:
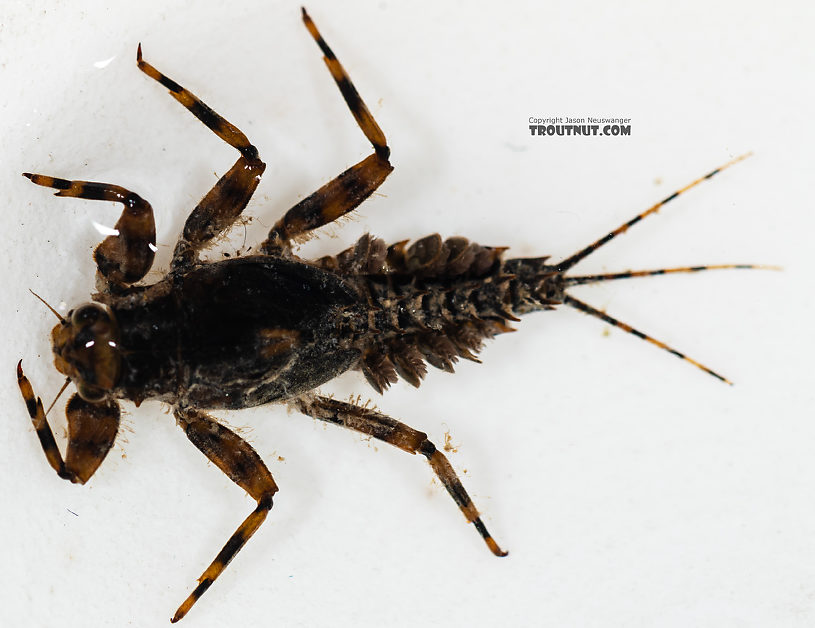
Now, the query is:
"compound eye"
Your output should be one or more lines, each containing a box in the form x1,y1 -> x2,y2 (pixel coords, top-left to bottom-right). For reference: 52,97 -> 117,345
71,303 -> 108,327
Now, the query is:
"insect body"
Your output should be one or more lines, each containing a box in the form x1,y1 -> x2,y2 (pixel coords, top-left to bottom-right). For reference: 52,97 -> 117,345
18,8 -> 769,623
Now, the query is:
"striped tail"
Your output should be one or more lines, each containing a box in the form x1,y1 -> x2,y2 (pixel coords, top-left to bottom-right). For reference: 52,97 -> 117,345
551,153 -> 777,384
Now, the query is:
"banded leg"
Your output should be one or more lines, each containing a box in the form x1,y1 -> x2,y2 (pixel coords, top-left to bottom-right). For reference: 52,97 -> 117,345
136,45 -> 266,266
260,8 -> 393,253
17,361 -> 120,484
22,174 -> 156,288
172,408 -> 279,623
290,394 -> 508,557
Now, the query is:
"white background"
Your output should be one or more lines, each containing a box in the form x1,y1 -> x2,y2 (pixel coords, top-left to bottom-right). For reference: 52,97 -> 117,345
2,1 -> 813,626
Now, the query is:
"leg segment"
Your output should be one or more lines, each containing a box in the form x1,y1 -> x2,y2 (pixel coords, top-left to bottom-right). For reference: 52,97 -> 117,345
17,361 -> 121,484
136,45 -> 266,266
137,44 -> 260,163
22,173 -> 156,287
290,394 -> 507,557
260,9 -> 393,253
262,154 -> 392,249
300,8 -> 389,159
172,408 -> 279,623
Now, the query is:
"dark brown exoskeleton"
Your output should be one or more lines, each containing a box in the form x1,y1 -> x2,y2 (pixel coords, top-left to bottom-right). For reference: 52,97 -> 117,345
18,8 -> 774,623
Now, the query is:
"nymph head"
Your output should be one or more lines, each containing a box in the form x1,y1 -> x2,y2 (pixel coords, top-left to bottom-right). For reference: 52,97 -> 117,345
51,302 -> 122,402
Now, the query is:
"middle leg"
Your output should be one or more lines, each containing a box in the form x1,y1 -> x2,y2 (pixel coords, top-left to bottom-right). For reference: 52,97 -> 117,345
136,45 -> 267,267
290,394 -> 508,557
172,408 -> 279,623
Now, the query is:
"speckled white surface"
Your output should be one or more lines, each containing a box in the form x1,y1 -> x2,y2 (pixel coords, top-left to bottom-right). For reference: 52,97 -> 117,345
2,1 -> 813,626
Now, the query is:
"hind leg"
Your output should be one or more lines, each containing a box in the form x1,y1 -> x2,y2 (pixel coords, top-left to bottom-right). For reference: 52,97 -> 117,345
290,394 -> 508,557
260,9 -> 393,254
